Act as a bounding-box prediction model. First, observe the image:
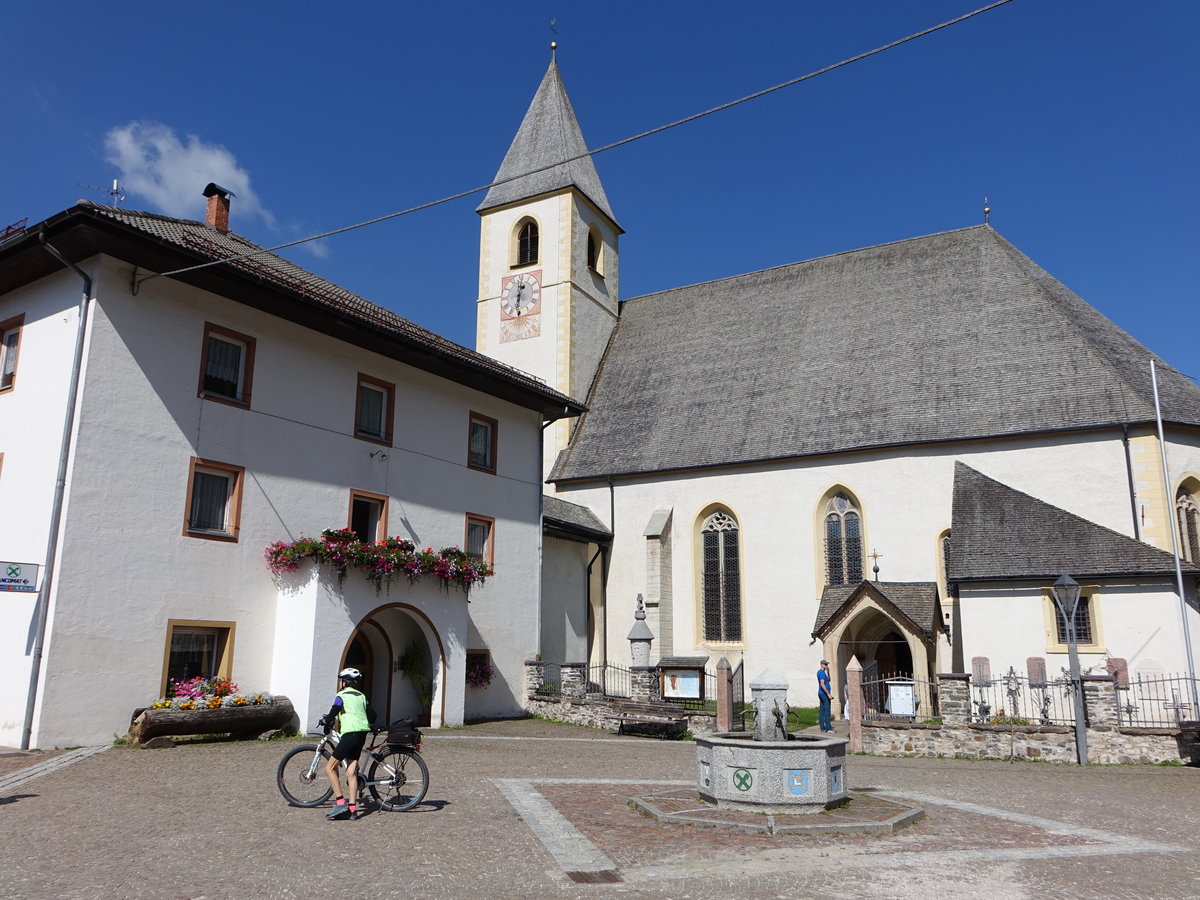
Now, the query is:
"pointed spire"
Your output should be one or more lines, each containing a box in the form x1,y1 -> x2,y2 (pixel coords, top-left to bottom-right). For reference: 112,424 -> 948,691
478,59 -> 617,224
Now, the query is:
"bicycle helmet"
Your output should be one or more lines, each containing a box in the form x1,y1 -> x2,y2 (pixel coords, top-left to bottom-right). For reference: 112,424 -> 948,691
338,667 -> 361,682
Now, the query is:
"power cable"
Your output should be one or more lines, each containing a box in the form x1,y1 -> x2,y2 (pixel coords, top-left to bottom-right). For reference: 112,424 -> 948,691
137,0 -> 1018,286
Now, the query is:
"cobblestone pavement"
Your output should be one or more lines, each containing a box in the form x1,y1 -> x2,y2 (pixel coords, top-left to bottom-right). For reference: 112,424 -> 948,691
2,719 -> 1199,899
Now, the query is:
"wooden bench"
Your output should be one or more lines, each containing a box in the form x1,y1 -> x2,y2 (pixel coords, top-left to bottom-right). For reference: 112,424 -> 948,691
601,702 -> 688,737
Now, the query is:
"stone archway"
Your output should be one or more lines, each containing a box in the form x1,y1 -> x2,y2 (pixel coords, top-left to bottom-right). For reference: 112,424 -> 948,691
818,588 -> 936,714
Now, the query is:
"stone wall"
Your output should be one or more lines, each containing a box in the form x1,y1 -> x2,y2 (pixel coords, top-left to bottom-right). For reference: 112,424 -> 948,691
525,692 -> 716,735
856,671 -> 1200,765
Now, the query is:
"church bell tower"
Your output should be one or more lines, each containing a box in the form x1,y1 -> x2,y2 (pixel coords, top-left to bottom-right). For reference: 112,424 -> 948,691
475,49 -> 622,478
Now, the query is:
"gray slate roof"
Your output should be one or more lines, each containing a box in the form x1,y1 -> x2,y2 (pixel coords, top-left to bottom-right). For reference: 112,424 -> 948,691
477,60 -> 616,223
551,226 -> 1200,482
8,201 -> 582,418
812,582 -> 941,638
947,462 -> 1199,580
542,494 -> 611,541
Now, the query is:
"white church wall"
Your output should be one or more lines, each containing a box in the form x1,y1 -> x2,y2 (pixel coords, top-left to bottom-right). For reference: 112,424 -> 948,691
558,429 -> 1143,710
1167,427 -> 1200,494
476,193 -> 565,383
958,580 -> 1200,680
12,254 -> 546,747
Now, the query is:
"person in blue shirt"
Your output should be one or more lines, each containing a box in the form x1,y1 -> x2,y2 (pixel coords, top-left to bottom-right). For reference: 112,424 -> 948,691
817,659 -> 833,733
319,667 -> 374,820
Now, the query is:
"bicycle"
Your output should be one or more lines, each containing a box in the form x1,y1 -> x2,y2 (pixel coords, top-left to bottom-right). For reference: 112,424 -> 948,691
276,724 -> 429,812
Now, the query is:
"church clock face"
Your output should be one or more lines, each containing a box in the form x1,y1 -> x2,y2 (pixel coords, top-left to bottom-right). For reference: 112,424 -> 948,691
501,271 -> 541,318
499,271 -> 542,343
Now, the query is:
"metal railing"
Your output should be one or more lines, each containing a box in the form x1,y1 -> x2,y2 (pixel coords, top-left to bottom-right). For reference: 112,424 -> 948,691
1118,673 -> 1200,728
969,668 -> 1077,726
860,672 -> 939,722
586,663 -> 631,699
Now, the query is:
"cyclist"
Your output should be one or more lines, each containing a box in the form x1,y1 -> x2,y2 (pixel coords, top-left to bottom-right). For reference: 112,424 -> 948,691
319,667 -> 375,820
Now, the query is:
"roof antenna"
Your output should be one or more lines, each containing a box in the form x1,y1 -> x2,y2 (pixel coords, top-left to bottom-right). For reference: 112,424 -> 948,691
983,196 -> 991,225
77,179 -> 126,208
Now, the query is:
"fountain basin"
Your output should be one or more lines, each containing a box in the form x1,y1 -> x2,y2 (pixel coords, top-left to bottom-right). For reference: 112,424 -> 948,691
695,732 -> 849,813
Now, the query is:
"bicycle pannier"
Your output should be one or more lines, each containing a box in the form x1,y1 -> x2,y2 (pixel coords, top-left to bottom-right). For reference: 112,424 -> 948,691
387,717 -> 421,747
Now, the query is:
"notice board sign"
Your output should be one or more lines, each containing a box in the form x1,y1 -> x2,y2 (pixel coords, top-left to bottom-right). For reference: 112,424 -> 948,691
0,561 -> 39,593
659,656 -> 708,701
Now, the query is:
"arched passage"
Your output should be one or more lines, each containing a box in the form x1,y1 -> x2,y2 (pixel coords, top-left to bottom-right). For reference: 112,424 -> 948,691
812,581 -> 943,714
341,602 -> 448,727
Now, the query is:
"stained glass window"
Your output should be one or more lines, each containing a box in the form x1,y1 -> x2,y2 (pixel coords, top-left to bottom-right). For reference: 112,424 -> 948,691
701,510 -> 742,642
824,493 -> 864,585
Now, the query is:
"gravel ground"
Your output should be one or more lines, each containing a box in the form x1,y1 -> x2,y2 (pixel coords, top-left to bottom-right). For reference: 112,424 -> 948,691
1,718 -> 1198,899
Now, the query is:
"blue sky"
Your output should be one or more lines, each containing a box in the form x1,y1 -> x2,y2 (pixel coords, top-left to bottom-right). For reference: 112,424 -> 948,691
5,1 -> 1197,377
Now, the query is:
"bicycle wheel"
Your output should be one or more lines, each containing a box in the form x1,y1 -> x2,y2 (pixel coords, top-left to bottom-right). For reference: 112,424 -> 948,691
277,744 -> 335,807
368,746 -> 429,811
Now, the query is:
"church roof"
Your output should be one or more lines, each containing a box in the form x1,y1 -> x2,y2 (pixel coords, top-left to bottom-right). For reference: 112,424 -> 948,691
812,581 -> 941,639
0,201 -> 584,420
947,462 -> 1199,581
542,494 -> 611,542
551,225 -> 1200,482
477,60 -> 617,223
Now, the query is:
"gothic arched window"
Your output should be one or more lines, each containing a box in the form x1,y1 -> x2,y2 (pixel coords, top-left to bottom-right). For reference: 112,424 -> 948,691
1177,486 -> 1200,564
824,493 -> 863,586
516,220 -> 539,267
701,510 -> 742,643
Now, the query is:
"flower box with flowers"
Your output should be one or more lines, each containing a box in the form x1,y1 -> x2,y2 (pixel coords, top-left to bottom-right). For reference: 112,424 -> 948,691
264,528 -> 493,596
129,676 -> 294,744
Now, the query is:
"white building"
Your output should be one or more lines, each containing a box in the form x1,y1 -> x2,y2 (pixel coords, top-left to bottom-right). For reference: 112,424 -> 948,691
0,188 -> 583,747
474,59 -> 1200,709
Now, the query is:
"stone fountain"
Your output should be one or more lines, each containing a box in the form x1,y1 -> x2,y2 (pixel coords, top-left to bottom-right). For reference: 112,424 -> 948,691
694,669 -> 849,813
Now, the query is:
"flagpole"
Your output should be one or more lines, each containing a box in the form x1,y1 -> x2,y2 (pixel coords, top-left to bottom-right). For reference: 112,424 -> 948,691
1150,359 -> 1198,708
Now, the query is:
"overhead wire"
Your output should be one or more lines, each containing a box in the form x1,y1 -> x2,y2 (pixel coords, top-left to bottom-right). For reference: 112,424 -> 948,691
137,0 -> 1019,286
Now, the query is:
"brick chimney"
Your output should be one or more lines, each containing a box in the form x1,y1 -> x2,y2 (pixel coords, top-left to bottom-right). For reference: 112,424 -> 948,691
202,183 -> 235,231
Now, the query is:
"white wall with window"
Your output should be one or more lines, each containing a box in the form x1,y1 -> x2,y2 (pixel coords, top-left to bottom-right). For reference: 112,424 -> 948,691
0,269 -> 94,736
553,428 -> 1200,710
957,580 -> 1199,680
0,253 -> 549,747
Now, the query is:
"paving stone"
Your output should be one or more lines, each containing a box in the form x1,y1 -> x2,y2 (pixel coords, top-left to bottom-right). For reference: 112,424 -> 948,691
0,721 -> 1198,899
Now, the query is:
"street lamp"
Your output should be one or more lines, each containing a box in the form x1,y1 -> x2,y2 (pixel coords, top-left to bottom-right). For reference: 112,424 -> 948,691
1052,574 -> 1089,765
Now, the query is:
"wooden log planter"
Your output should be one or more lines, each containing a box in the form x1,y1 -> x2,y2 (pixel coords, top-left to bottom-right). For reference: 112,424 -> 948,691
128,696 -> 295,744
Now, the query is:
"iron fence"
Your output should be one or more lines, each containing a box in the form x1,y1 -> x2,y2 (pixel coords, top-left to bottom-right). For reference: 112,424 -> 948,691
860,672 -> 939,722
586,663 -> 631,699
1117,673 -> 1200,728
969,668 -> 1077,726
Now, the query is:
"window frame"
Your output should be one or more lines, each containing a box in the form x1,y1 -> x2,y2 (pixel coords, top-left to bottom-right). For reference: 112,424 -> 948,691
467,411 -> 498,474
160,619 -> 235,696
0,313 -> 25,394
823,492 -> 865,586
464,513 -> 495,567
586,228 -> 602,275
513,218 -> 539,268
197,322 -> 256,409
1041,585 -> 1105,653
1176,483 -> 1200,565
348,489 -> 389,543
183,457 -> 245,542
698,508 -> 744,646
354,373 -> 395,446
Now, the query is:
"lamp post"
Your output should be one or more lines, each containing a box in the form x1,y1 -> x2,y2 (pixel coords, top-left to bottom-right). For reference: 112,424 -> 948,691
1052,574 -> 1089,765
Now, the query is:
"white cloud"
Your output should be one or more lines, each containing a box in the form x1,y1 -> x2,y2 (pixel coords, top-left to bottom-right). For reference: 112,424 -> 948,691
104,121 -> 276,229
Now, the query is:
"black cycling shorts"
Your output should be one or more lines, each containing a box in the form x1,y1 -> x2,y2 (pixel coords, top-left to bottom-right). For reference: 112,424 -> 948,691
332,730 -> 367,762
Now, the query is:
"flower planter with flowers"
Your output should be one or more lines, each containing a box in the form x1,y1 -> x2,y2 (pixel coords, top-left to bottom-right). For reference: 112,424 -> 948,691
264,528 -> 493,596
128,676 -> 294,744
